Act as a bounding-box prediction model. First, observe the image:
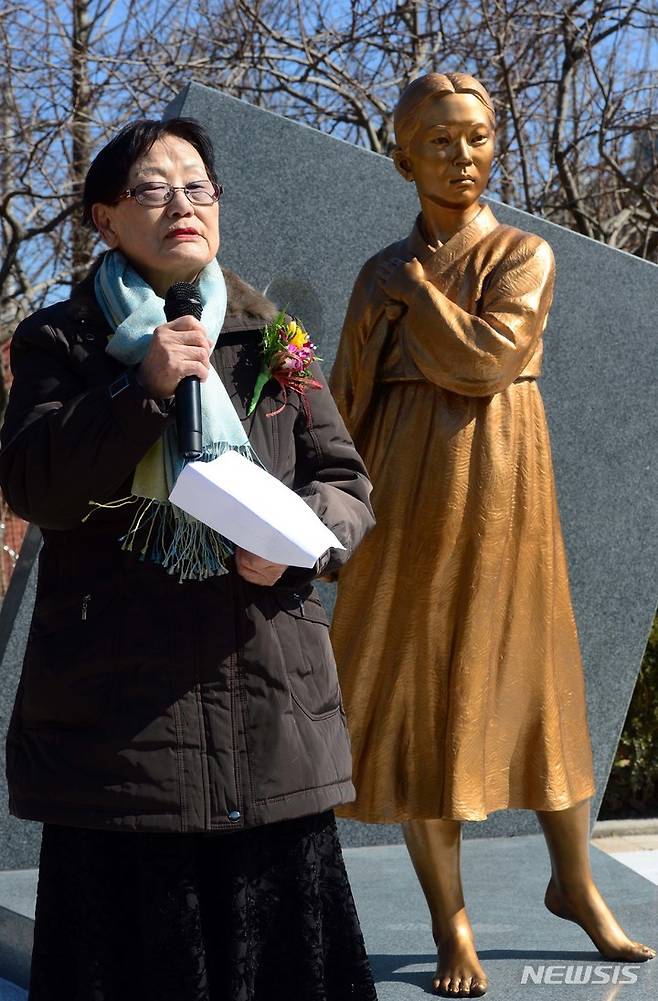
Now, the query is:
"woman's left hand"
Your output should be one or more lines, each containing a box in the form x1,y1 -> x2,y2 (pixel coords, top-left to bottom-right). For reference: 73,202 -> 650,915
377,256 -> 426,303
235,547 -> 288,586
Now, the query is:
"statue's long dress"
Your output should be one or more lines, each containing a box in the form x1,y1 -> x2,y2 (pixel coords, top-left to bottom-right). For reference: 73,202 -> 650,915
330,205 -> 595,822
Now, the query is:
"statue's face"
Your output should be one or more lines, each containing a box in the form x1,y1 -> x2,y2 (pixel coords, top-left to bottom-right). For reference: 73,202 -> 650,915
395,92 -> 494,209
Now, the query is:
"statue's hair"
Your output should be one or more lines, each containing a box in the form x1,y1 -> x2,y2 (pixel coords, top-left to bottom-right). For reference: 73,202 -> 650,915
394,73 -> 496,148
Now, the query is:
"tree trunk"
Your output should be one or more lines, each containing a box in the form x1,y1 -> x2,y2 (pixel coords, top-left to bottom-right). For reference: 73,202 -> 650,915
71,0 -> 94,284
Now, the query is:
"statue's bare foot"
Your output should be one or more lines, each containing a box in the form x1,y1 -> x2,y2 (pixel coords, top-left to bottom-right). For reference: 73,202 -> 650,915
432,912 -> 488,997
545,876 -> 655,962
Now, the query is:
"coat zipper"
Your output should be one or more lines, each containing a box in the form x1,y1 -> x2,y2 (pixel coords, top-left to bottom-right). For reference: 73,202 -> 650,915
81,593 -> 91,621
294,593 -> 305,617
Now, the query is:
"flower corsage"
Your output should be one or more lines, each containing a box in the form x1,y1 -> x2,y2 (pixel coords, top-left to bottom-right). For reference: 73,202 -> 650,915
247,311 -> 322,419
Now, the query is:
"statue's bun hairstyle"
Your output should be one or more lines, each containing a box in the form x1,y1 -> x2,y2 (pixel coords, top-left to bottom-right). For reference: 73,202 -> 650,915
394,73 -> 496,149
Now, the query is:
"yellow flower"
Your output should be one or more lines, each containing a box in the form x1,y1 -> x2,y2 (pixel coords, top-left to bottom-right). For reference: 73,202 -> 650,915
286,320 -> 307,349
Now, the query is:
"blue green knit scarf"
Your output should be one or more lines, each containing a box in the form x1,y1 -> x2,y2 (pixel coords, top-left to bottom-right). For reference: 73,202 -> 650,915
91,250 -> 257,581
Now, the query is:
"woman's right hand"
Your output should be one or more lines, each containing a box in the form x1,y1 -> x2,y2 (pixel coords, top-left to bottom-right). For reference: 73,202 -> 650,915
136,317 -> 211,399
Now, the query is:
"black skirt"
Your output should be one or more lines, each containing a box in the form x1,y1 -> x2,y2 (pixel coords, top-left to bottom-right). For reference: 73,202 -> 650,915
28,811 -> 377,1001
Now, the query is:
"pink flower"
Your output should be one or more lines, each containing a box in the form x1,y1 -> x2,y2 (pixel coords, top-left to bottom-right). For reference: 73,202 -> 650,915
297,346 -> 314,364
279,352 -> 305,373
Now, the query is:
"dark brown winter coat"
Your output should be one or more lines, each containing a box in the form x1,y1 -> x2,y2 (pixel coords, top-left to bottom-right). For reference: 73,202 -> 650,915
0,264 -> 374,833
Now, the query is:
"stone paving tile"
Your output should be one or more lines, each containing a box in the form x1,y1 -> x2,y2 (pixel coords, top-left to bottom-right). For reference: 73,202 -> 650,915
607,850 -> 658,886
593,833 -> 658,854
0,874 -> 35,923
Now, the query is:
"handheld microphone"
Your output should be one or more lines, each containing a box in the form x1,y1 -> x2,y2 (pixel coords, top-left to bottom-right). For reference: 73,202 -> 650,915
164,282 -> 204,459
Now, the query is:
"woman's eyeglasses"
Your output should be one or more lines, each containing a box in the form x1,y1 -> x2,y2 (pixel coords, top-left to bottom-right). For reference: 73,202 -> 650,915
118,180 -> 223,207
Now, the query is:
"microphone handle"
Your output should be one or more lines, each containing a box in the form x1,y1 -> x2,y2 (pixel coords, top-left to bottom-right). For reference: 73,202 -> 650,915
176,376 -> 203,459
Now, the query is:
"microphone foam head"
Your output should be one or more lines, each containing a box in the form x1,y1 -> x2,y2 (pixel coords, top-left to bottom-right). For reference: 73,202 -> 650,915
164,281 -> 203,322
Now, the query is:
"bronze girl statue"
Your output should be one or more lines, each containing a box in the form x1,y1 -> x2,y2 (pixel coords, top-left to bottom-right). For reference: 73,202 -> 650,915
330,72 -> 654,997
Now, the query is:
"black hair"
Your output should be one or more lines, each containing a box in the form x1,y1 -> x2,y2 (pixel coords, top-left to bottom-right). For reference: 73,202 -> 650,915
82,118 -> 219,228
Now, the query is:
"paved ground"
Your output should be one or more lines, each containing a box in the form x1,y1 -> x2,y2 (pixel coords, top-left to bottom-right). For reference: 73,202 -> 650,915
0,823 -> 656,999
593,831 -> 658,886
346,834 -> 657,1000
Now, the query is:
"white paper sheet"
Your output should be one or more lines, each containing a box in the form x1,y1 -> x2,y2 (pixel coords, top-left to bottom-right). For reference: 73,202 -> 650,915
169,450 -> 345,568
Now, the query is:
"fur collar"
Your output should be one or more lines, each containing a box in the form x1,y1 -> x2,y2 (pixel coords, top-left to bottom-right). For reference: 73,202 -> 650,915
221,267 -> 279,330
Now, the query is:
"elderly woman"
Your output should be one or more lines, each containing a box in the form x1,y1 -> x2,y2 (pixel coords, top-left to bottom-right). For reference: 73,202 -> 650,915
330,73 -> 654,997
0,118 -> 377,1001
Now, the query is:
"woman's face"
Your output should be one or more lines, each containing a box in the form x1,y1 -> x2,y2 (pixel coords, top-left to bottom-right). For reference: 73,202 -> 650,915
93,135 -> 220,296
395,92 -> 494,210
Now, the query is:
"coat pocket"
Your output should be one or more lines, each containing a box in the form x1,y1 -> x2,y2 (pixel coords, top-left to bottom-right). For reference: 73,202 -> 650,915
271,588 -> 341,720
21,586 -> 120,729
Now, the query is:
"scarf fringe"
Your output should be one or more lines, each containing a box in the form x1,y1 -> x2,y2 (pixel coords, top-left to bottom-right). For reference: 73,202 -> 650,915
87,442 -> 258,582
120,499 -> 233,582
